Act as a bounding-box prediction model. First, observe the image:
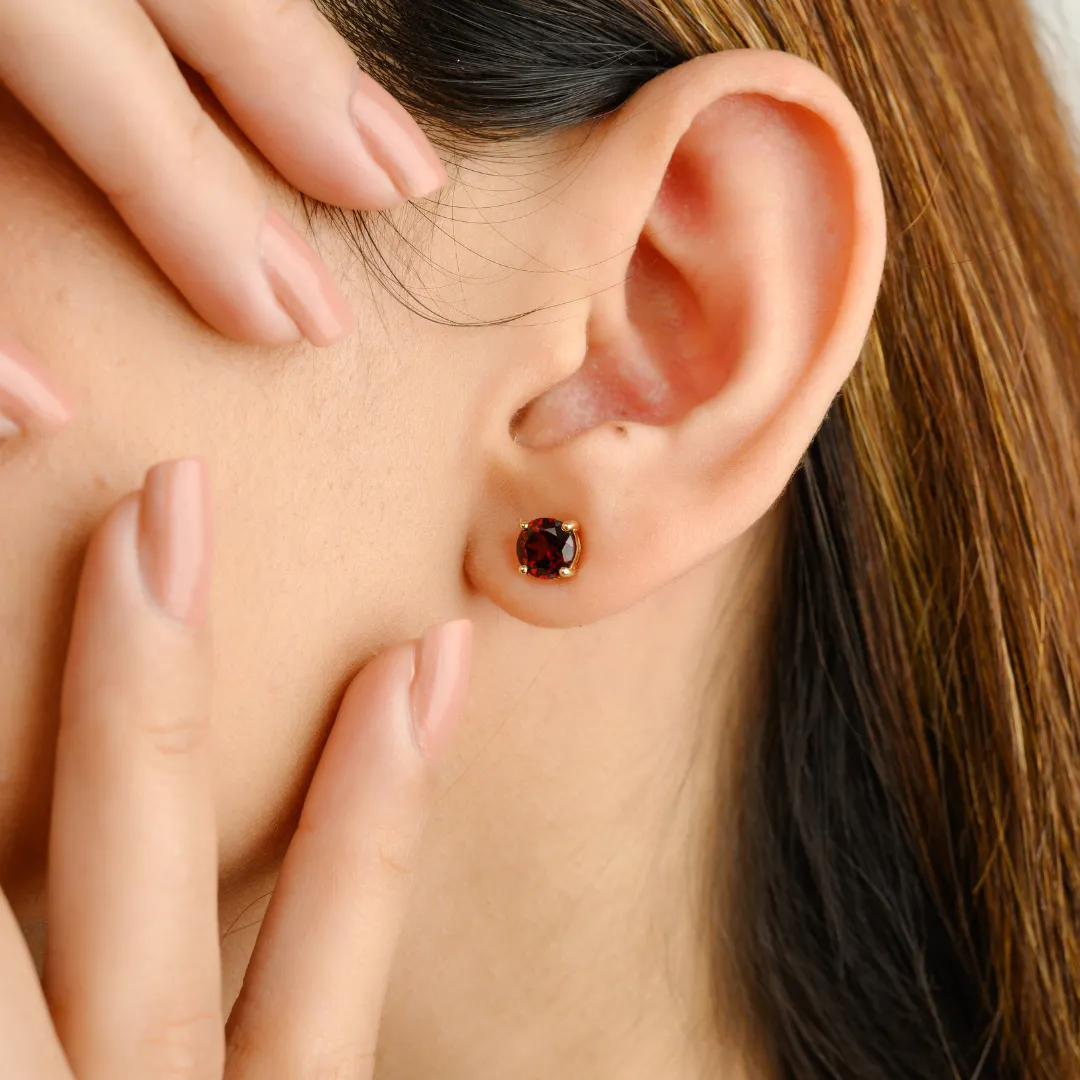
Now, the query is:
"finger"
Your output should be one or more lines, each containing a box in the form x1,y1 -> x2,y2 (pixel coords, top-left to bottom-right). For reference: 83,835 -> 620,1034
45,459 -> 224,1078
0,0 -> 354,347
0,331 -> 75,439
143,0 -> 446,205
0,892 -> 73,1079
225,619 -> 473,1080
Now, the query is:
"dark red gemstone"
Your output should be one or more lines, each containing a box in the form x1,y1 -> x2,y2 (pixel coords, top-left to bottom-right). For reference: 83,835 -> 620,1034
517,517 -> 578,579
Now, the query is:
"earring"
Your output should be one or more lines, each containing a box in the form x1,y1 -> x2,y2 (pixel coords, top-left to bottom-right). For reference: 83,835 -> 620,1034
517,518 -> 582,579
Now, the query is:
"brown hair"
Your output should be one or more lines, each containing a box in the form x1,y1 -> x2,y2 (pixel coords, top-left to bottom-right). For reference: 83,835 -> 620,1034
321,1 -> 1080,1075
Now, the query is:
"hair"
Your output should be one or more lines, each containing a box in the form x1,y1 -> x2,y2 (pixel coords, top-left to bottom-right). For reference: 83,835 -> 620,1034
317,1 -> 1080,1076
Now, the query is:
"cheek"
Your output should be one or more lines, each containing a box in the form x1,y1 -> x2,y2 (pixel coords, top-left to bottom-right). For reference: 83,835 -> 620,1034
195,349 -> 442,871
0,293 -> 452,896
0,97 -> 473,894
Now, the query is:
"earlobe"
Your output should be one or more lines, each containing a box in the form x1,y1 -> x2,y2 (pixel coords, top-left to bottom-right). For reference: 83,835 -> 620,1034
465,49 -> 887,629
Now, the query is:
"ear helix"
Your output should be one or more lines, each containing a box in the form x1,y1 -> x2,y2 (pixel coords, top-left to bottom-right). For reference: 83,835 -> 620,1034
516,518 -> 582,580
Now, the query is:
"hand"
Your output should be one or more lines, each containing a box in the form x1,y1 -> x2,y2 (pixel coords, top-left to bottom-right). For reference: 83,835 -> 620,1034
2,458 -> 473,1078
0,0 -> 447,347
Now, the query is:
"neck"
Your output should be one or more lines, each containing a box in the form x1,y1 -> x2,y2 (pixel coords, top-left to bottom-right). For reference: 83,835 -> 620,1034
219,512 -> 782,1080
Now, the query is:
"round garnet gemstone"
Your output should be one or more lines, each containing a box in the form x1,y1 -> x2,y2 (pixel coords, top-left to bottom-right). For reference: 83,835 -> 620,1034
517,518 -> 578,579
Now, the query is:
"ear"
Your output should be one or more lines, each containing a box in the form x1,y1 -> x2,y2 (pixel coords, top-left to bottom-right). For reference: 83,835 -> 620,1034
463,49 -> 887,628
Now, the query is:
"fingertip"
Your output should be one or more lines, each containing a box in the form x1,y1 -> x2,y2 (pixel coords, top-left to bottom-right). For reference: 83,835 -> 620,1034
72,458 -> 213,639
260,207 -> 356,347
409,619 -> 473,761
138,458 -> 212,626
348,73 -> 448,201
335,637 -> 419,739
78,491 -> 144,611
0,331 -> 76,435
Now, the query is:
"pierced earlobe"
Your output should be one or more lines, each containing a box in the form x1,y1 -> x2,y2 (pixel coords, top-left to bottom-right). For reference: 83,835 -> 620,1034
516,518 -> 582,579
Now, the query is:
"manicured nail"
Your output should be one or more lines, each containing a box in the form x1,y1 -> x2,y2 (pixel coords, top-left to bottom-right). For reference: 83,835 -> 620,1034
0,331 -> 74,437
349,74 -> 447,200
137,458 -> 211,626
260,207 -> 356,347
409,619 -> 473,761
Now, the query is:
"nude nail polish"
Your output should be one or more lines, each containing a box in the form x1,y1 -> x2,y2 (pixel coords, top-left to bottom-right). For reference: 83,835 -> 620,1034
137,459 -> 211,626
0,331 -> 74,437
409,619 -> 473,761
349,74 -> 447,200
260,207 -> 356,347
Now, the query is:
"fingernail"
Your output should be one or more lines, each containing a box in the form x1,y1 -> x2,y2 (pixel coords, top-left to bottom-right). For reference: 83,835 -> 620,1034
349,74 -> 447,200
409,619 -> 473,761
260,207 -> 356,347
137,458 -> 211,626
0,331 -> 74,437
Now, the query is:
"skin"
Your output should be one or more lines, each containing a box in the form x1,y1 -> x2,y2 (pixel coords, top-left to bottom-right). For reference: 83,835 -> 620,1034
0,45 -> 887,1080
0,0 -> 447,346
4,451 -> 475,1079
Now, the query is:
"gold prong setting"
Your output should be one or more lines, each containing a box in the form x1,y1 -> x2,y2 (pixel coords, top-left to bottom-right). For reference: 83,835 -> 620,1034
516,517 -> 582,580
